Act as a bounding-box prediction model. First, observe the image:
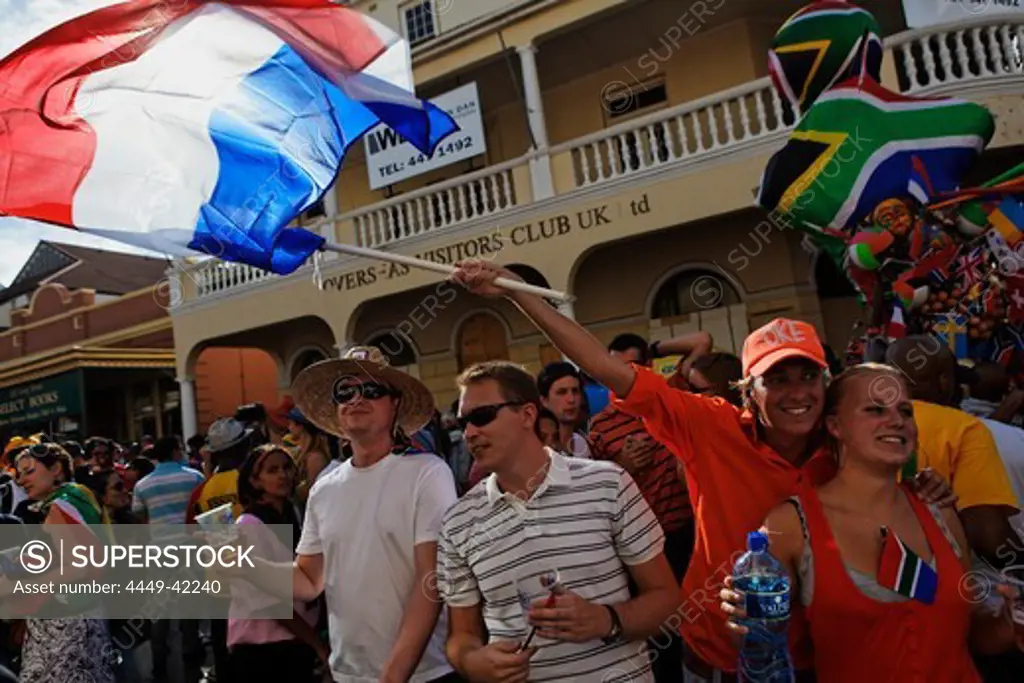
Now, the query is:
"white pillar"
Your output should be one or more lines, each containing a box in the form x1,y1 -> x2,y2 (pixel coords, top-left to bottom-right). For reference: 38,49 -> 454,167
178,377 -> 198,441
517,44 -> 554,200
557,300 -> 575,320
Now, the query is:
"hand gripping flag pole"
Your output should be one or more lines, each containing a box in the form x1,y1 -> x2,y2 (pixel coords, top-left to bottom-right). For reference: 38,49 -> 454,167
317,241 -> 575,303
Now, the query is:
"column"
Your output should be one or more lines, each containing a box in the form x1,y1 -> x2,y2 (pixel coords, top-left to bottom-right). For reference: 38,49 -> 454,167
517,44 -> 554,200
322,186 -> 339,241
557,300 -> 575,320
178,377 -> 198,442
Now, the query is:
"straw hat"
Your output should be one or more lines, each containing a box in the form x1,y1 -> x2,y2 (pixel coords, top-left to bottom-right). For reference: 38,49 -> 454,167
291,346 -> 436,438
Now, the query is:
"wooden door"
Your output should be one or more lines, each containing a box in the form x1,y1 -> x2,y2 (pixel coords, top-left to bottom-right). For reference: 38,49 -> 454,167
458,313 -> 509,371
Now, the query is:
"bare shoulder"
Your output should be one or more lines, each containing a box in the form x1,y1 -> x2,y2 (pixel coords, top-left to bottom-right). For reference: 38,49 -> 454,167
762,498 -> 806,561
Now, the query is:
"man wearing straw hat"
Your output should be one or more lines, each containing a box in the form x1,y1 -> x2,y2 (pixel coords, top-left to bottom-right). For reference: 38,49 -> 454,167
290,346 -> 460,683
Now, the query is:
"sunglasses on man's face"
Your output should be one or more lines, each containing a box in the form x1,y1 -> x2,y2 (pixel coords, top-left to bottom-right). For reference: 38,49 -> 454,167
333,381 -> 395,405
457,402 -> 522,430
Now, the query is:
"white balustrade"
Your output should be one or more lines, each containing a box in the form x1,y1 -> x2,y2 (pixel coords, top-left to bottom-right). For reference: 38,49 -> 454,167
564,79 -> 794,189
890,16 -> 1024,93
350,166 -> 520,248
190,260 -> 274,298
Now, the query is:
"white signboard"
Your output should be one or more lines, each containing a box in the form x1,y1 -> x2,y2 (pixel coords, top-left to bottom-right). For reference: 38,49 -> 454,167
363,82 -> 485,190
903,0 -> 1024,28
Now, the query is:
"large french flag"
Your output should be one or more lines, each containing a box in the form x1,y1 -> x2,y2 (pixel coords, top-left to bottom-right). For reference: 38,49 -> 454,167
0,0 -> 458,274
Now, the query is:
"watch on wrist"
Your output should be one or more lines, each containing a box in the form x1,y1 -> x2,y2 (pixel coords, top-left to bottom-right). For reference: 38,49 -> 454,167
602,604 -> 623,644
650,341 -> 662,359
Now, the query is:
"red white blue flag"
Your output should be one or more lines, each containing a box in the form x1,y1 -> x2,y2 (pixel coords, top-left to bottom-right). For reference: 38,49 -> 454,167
0,0 -> 458,274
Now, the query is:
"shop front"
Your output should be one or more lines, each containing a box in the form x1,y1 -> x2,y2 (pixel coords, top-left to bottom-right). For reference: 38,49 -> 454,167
0,370 -> 85,442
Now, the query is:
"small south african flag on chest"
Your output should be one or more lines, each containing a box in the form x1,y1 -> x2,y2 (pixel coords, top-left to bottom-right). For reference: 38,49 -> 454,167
877,526 -> 938,604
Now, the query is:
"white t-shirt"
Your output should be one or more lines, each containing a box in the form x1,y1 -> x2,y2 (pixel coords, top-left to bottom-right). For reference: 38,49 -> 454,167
297,451 -> 457,683
980,418 -> 1024,538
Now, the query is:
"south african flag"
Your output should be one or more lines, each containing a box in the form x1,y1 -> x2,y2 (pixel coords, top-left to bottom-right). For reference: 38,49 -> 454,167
877,525 -> 938,604
757,77 -> 994,236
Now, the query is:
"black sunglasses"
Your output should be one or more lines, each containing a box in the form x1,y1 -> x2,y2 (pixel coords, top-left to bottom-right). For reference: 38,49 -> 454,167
457,402 -> 523,430
333,381 -> 396,405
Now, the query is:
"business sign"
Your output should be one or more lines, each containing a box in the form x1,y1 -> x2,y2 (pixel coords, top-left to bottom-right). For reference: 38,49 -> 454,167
0,371 -> 82,428
364,82 -> 485,190
903,0 -> 1024,28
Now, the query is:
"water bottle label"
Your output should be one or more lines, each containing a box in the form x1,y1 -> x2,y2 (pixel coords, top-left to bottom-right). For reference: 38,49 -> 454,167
745,589 -> 790,620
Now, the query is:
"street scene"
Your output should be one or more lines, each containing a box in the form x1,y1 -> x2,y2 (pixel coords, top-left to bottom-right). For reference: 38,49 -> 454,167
1,0 -> 1024,682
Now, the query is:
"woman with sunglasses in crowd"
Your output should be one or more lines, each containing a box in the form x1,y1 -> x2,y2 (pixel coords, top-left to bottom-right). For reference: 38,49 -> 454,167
1,443 -> 114,683
228,444 -> 325,682
84,469 -> 135,525
721,364 -> 1020,681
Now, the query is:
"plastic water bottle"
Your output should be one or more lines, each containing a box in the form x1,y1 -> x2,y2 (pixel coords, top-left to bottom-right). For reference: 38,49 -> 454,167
732,530 -> 795,683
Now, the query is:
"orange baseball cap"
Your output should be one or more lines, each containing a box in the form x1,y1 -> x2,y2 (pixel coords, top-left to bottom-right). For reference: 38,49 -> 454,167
742,318 -> 827,378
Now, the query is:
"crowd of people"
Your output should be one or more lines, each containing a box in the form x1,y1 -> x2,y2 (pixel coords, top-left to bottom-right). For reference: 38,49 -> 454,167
0,258 -> 1022,682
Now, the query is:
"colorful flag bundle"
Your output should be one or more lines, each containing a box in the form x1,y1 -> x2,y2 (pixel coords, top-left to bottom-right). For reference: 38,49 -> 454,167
0,0 -> 459,274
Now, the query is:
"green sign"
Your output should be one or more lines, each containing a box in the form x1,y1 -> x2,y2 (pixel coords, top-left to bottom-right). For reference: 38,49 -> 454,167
0,372 -> 82,428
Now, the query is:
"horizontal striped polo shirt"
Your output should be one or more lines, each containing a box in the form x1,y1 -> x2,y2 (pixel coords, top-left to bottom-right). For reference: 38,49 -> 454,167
132,460 -> 205,526
437,449 -> 663,683
588,405 -> 692,533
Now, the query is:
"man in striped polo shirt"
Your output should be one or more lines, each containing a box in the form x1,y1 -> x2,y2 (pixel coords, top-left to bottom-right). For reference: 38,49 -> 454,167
133,435 -> 205,526
438,362 -> 679,683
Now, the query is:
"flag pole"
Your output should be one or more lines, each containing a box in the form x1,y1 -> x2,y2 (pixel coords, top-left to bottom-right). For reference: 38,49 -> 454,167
318,241 -> 575,303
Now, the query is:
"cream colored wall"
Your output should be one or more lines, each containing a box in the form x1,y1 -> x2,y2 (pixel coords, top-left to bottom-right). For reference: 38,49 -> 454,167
435,0 -> 518,35
358,0 -> 526,39
543,19 -> 762,146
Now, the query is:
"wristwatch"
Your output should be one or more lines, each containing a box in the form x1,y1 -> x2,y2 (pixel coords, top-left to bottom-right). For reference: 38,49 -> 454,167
602,605 -> 623,644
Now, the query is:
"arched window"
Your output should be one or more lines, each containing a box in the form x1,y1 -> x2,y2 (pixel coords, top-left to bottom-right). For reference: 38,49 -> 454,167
651,268 -> 742,319
291,348 -> 328,382
367,331 -> 417,367
457,312 -> 509,371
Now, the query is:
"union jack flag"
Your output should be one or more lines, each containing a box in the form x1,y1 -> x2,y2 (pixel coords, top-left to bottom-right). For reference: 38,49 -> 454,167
957,247 -> 986,290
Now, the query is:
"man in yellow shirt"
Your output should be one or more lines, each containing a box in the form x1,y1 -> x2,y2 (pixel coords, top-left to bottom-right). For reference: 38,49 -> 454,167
887,336 -> 1021,568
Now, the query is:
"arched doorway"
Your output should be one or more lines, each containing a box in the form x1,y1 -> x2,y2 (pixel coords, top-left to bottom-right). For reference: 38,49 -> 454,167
290,347 -> 329,383
366,330 -> 420,378
814,253 -> 864,352
648,267 -> 748,354
457,312 -> 509,371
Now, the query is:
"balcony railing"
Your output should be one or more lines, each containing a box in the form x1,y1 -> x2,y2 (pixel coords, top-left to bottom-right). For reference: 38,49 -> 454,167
173,15 -> 1024,307
891,16 -> 1024,93
563,79 -> 794,189
350,164 -> 520,248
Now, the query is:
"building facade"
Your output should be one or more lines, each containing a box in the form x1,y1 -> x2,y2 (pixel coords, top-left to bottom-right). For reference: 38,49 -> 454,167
167,0 -> 1024,432
0,242 -> 281,443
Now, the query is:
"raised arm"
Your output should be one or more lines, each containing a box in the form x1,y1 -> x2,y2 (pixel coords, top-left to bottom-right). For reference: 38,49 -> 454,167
453,261 -> 636,397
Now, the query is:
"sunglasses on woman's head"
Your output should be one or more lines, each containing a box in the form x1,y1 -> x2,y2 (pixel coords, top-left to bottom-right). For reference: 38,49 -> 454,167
457,402 -> 523,430
333,381 -> 395,405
